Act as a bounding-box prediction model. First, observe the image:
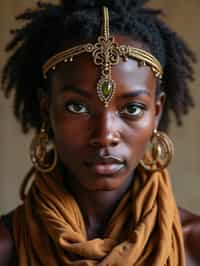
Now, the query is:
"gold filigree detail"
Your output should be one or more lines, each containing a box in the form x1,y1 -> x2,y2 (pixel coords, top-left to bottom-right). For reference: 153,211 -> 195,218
42,6 -> 163,107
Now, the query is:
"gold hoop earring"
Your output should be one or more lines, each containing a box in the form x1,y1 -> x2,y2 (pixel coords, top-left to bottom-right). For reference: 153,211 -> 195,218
140,129 -> 174,171
30,122 -> 58,173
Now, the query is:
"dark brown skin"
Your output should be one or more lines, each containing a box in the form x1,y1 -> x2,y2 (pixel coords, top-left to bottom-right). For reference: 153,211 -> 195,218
48,36 -> 162,238
0,35 -> 200,265
0,220 -> 13,266
180,208 -> 200,266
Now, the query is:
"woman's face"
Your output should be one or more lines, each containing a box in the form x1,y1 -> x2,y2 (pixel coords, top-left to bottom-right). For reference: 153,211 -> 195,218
46,36 -> 164,191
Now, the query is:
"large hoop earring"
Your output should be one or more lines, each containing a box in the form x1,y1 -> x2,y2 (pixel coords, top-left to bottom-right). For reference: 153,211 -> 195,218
30,122 -> 58,173
140,129 -> 174,171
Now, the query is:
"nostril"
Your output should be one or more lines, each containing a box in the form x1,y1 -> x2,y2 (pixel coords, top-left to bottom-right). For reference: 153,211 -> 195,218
90,133 -> 120,148
111,136 -> 120,146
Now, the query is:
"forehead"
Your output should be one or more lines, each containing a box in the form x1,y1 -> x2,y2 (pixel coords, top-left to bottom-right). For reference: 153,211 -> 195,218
50,35 -> 157,98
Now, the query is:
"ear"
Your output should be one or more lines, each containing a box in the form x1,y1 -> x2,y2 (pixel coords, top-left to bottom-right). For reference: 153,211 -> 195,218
40,96 -> 50,121
154,92 -> 166,129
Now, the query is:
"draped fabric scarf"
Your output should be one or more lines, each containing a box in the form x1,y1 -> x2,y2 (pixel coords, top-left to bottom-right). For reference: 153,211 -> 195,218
13,167 -> 186,266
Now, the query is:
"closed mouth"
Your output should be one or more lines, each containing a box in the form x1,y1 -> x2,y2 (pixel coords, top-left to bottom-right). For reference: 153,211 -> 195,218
84,155 -> 125,175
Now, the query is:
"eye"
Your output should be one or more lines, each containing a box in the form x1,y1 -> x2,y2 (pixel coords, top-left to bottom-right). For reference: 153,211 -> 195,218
64,102 -> 88,114
120,103 -> 145,117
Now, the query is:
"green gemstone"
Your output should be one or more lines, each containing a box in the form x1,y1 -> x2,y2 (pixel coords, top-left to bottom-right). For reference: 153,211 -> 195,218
102,81 -> 113,98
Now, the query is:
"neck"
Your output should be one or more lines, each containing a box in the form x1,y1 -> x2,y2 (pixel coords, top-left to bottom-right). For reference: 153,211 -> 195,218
63,171 -> 134,239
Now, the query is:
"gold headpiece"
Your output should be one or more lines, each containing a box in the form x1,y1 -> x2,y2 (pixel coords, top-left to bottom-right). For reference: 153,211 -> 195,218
42,6 -> 163,107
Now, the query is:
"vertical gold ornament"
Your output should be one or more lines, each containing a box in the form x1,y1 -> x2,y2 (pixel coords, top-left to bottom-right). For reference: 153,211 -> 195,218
95,7 -> 119,107
42,7 -> 163,107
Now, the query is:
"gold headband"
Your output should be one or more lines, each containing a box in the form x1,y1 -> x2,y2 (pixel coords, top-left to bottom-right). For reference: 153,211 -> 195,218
42,6 -> 163,107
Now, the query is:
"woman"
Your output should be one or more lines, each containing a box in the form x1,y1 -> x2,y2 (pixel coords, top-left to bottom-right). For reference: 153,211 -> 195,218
0,0 -> 200,265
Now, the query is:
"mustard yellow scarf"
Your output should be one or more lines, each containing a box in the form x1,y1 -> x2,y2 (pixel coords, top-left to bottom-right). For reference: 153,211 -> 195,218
13,167 -> 186,265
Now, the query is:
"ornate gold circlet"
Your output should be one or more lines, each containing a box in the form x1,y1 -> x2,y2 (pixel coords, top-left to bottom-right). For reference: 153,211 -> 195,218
42,6 -> 163,107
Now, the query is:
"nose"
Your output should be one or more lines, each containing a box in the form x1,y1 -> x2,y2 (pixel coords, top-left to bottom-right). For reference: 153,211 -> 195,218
90,111 -> 120,148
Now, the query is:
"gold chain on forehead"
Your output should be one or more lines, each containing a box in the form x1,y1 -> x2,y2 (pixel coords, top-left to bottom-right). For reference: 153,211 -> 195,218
42,6 -> 163,107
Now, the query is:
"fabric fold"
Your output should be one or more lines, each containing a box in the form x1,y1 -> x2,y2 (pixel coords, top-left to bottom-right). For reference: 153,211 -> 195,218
13,166 -> 186,266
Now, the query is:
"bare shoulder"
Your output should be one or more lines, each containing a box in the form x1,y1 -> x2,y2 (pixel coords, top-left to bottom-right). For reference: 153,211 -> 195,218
179,207 -> 200,266
0,219 -> 13,266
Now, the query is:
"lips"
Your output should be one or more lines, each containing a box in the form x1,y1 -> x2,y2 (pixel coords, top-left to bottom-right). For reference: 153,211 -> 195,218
84,155 -> 125,176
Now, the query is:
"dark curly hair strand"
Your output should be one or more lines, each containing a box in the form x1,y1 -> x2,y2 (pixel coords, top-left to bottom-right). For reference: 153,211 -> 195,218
1,0 -> 196,133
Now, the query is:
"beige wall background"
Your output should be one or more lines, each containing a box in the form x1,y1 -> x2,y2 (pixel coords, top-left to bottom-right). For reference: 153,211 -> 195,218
0,0 -> 199,214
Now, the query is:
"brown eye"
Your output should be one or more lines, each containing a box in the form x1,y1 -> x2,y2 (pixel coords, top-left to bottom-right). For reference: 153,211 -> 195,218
121,103 -> 145,117
64,102 -> 88,114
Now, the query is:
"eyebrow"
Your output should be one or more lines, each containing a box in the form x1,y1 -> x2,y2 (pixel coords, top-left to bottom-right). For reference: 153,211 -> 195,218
120,89 -> 151,98
60,85 -> 151,99
60,85 -> 91,97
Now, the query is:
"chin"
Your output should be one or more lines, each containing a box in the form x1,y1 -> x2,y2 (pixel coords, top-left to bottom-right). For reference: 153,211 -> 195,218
80,175 -> 128,192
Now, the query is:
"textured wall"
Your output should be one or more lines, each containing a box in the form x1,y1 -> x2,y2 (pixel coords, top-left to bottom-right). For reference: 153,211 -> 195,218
0,0 -> 199,214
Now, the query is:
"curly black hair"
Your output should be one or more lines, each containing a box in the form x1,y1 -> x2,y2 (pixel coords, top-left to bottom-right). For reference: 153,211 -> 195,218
1,0 -> 196,133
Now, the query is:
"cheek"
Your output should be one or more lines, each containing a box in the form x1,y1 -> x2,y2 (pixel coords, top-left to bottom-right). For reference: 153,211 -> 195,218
49,107 -> 89,158
124,113 -> 155,162
56,123 -> 89,157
